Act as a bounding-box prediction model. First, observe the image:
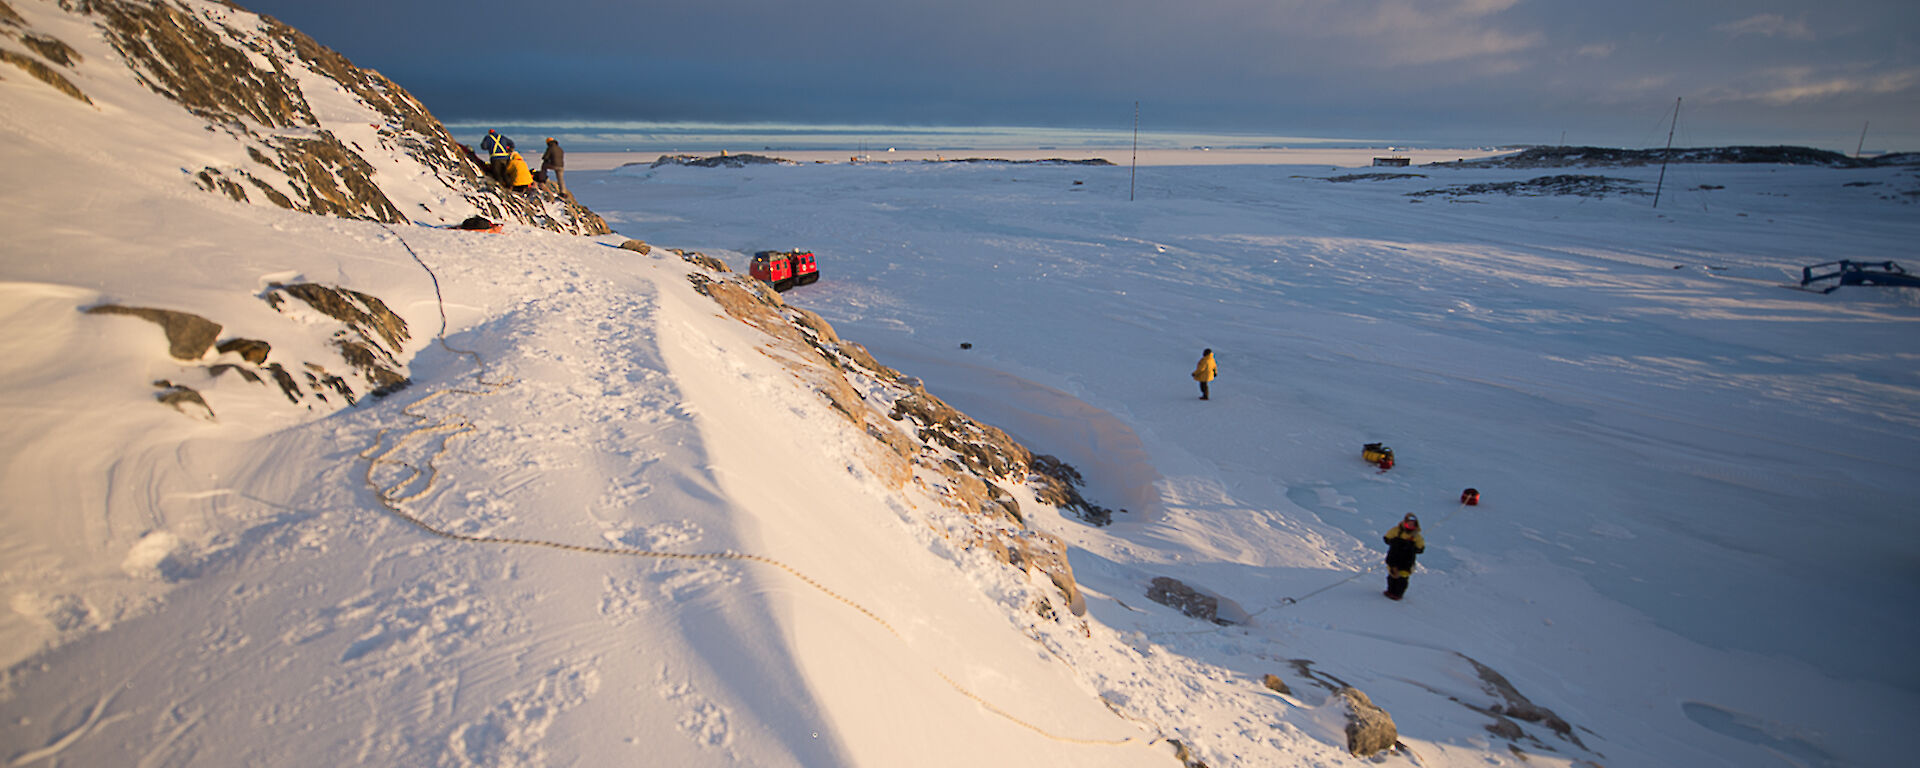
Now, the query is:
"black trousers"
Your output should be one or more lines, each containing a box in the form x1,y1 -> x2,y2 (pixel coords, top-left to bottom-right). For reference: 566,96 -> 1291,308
1199,381 -> 1209,399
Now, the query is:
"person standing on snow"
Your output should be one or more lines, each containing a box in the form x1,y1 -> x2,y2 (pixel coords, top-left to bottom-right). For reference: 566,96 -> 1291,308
1191,348 -> 1216,400
1382,513 -> 1425,600
541,137 -> 566,196
480,130 -> 512,184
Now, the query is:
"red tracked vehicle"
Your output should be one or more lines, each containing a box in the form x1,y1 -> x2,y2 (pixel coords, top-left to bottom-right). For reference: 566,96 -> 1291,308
751,250 -> 819,291
749,250 -> 794,291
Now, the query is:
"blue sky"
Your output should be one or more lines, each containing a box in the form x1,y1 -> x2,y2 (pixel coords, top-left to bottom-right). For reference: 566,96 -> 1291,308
240,0 -> 1918,151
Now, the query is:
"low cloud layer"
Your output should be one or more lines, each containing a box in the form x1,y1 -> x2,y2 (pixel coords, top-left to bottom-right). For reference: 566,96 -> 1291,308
242,0 -> 1918,149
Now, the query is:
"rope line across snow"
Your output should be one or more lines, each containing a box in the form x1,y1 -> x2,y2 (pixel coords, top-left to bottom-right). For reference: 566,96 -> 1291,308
361,227 -> 1138,748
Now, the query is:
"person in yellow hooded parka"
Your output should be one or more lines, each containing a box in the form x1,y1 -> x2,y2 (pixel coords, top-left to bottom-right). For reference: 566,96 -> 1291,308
507,150 -> 533,193
1191,348 -> 1216,400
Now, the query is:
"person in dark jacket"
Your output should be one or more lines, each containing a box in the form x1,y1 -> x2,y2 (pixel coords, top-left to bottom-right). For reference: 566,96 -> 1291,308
1191,348 -> 1216,400
480,130 -> 512,184
541,137 -> 566,195
1382,513 -> 1425,600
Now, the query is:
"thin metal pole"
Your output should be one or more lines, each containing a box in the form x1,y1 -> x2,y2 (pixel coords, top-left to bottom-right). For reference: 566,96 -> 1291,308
1130,101 -> 1139,202
1653,97 -> 1679,209
1856,121 -> 1869,158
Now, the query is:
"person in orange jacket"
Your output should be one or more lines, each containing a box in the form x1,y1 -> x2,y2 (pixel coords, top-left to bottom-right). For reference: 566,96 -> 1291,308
1191,348 -> 1216,400
1382,513 -> 1425,600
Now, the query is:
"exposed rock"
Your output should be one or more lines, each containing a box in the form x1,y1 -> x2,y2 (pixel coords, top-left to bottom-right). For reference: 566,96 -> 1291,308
207,362 -> 260,384
1146,576 -> 1219,623
1261,673 -> 1291,696
152,379 -> 213,420
195,168 -> 249,203
0,1 -> 23,27
0,47 -> 90,104
265,362 -> 299,403
1338,686 -> 1398,757
1409,175 -> 1647,199
266,283 -> 408,351
678,259 -> 1116,617
890,389 -> 1030,479
1286,658 -> 1352,692
1459,653 -> 1585,749
96,0 -> 316,128
86,305 -> 222,360
215,338 -> 271,364
618,239 -> 652,255
259,283 -> 413,402
1167,738 -> 1209,767
21,33 -> 80,67
940,467 -> 1023,525
1029,453 -> 1120,526
264,133 -> 407,223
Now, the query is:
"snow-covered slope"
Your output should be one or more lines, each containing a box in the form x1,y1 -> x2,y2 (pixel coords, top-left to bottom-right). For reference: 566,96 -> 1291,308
5,1 -> 1919,766
2,2 -> 1326,765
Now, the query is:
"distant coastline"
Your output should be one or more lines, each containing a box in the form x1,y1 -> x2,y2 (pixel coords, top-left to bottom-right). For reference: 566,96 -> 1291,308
567,146 -> 1514,171
439,120 -> 1511,157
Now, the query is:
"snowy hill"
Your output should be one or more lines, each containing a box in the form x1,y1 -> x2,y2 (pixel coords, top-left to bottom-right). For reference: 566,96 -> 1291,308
5,1 -> 1920,767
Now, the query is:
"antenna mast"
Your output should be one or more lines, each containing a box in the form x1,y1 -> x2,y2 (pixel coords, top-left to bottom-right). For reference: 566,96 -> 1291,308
1856,121 -> 1869,158
1130,101 -> 1139,202
1653,97 -> 1679,209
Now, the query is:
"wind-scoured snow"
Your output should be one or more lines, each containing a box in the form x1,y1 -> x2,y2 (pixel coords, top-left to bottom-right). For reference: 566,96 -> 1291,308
3,0 -> 1918,766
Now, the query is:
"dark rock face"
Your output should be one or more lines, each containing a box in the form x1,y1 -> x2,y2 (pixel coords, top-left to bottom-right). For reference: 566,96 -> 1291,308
1147,576 -> 1219,623
85,305 -> 223,360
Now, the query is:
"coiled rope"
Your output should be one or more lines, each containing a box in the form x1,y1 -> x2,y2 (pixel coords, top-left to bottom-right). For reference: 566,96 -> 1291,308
364,225 -> 1137,747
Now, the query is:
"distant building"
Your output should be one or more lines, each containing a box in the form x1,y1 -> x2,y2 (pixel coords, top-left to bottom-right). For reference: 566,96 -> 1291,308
1372,156 -> 1411,167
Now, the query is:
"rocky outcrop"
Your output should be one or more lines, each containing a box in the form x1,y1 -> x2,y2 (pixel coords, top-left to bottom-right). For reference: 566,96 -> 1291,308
1146,576 -> 1220,623
85,282 -> 414,417
1457,653 -> 1586,750
675,249 -> 1127,621
263,282 -> 411,398
85,305 -> 222,360
1409,175 -> 1647,199
648,153 -> 792,168
1443,145 -> 1919,169
53,0 -> 608,234
1337,686 -> 1398,757
0,47 -> 90,104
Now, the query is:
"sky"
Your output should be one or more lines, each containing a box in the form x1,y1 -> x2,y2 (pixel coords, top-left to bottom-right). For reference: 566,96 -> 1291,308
237,0 -> 1920,151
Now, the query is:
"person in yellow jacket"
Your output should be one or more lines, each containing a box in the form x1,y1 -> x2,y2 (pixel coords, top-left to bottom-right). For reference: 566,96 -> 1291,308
506,150 -> 533,193
1191,348 -> 1216,400
1382,513 -> 1425,600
